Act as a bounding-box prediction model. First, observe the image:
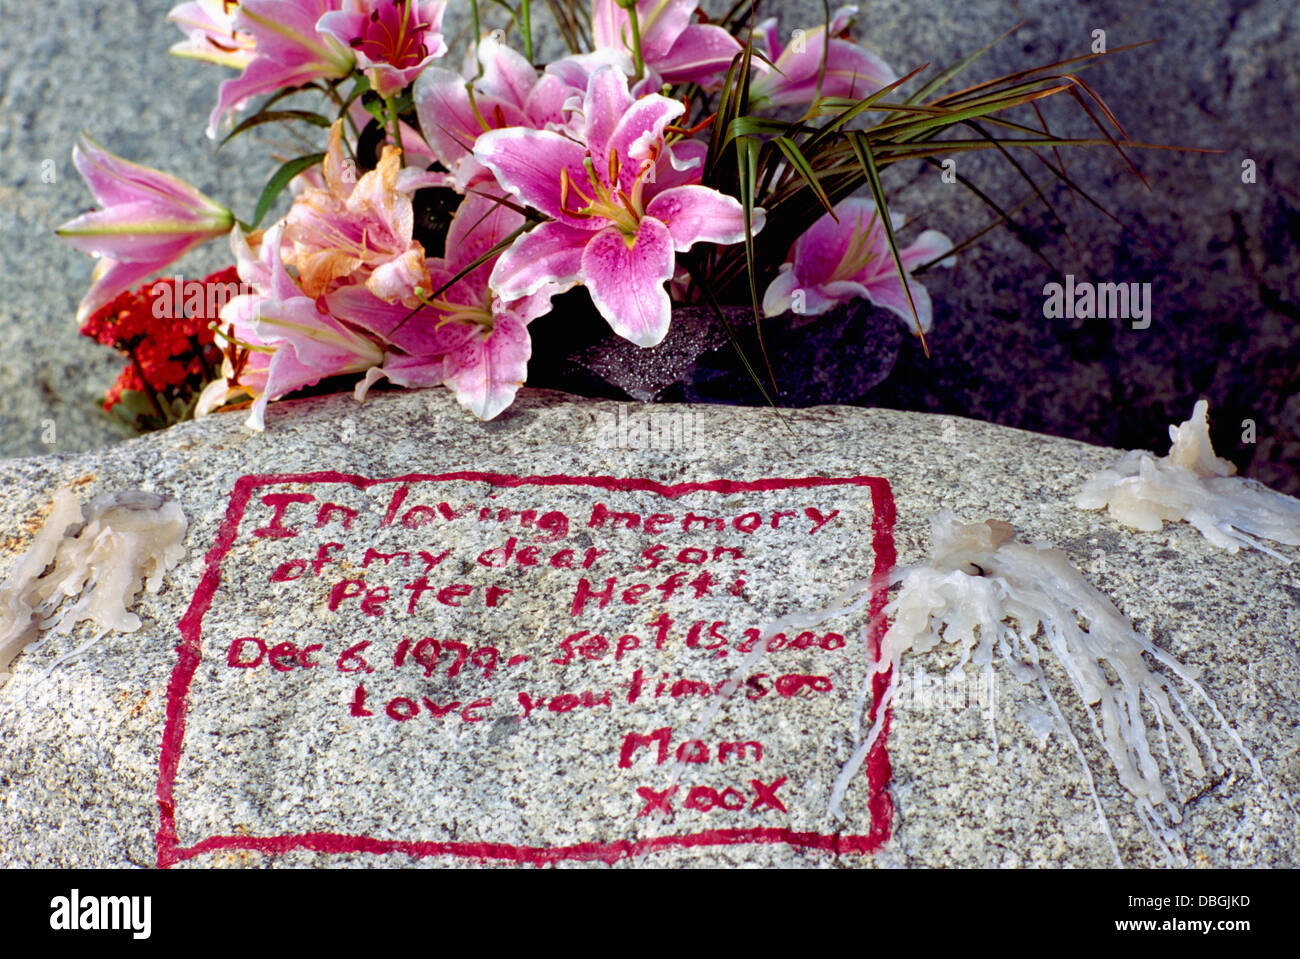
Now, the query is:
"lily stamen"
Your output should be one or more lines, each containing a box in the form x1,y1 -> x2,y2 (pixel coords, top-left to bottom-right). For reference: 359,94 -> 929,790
664,111 -> 715,139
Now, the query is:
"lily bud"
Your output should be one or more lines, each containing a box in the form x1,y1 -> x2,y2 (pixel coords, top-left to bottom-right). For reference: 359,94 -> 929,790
56,137 -> 236,324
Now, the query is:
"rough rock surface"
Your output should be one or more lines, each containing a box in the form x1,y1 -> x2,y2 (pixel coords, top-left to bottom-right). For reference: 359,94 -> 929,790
2,0 -> 1297,492
0,388 -> 1295,868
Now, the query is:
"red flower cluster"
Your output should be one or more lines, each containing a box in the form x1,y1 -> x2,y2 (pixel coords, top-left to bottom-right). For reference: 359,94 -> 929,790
80,267 -> 236,419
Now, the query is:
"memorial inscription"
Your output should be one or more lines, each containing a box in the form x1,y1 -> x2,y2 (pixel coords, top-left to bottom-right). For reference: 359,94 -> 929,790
158,470 -> 897,866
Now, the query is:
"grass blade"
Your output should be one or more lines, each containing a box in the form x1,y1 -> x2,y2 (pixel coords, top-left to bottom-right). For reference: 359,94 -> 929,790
848,132 -> 928,355
681,256 -> 793,439
903,21 -> 1024,106
772,136 -> 836,216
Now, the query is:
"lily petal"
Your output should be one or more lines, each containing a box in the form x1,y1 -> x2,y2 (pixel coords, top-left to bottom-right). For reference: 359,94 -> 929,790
167,0 -> 256,69
58,139 -> 233,319
441,313 -> 531,420
751,22 -> 895,107
791,198 -> 880,284
317,0 -> 447,99
544,49 -> 634,93
72,137 -> 228,212
646,185 -> 758,251
473,128 -> 596,228
592,0 -> 697,66
655,24 -> 742,87
325,283 -> 457,356
365,247 -> 430,306
606,92 -> 685,191
859,274 -> 934,334
413,66 -> 485,170
761,264 -> 801,317
445,190 -> 526,278
900,228 -> 957,271
475,32 -> 539,109
56,203 -> 217,262
75,258 -> 174,325
489,220 -> 589,302
245,342 -> 334,430
207,0 -> 354,138
583,66 -> 635,172
581,219 -> 675,347
379,349 -> 457,389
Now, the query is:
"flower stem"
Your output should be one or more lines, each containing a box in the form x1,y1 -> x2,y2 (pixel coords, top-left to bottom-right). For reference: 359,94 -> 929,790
127,345 -> 166,421
521,0 -> 533,61
321,80 -> 361,142
470,0 -> 483,78
384,94 -> 404,159
191,335 -> 215,383
615,0 -> 645,82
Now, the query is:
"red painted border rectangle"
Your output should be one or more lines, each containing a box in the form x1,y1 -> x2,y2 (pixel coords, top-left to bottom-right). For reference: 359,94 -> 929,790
156,471 -> 897,867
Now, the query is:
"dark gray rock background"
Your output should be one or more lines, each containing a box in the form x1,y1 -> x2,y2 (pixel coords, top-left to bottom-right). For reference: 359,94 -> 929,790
1,0 -> 1296,489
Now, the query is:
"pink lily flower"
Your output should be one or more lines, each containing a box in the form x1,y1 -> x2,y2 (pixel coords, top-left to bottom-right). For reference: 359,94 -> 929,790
166,1 -> 256,70
750,5 -> 895,108
591,0 -> 740,88
207,0 -> 354,139
761,197 -> 954,333
56,137 -> 235,324
317,0 -> 447,100
327,192 -> 557,419
219,224 -> 385,430
283,121 -> 430,306
422,192 -> 556,419
412,36 -> 655,194
474,66 -> 761,348
413,33 -> 574,192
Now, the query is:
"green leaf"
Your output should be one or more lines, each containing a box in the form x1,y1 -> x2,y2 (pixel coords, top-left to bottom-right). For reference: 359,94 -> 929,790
736,135 -> 777,389
214,85 -> 321,150
360,87 -> 414,123
928,39 -> 1156,109
250,153 -> 325,229
362,96 -> 387,124
706,56 -> 738,180
961,118 -> 1063,233
869,82 -> 1072,141
723,116 -> 794,145
917,154 -> 1057,272
814,0 -> 832,102
342,74 -> 371,109
110,390 -> 164,433
259,85 -> 315,112
220,110 -> 333,149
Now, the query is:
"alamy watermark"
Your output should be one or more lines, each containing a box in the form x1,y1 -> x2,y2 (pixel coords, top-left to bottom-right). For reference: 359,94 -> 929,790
1042,274 -> 1152,329
892,666 -> 998,712
50,889 -> 151,939
594,404 -> 701,450
150,273 -> 254,319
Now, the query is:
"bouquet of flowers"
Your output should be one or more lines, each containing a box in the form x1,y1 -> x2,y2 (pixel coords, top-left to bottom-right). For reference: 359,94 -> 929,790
58,0 -> 1140,429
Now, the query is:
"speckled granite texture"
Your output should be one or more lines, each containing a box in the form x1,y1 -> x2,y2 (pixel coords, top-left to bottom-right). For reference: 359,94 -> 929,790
0,389 -> 1295,868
